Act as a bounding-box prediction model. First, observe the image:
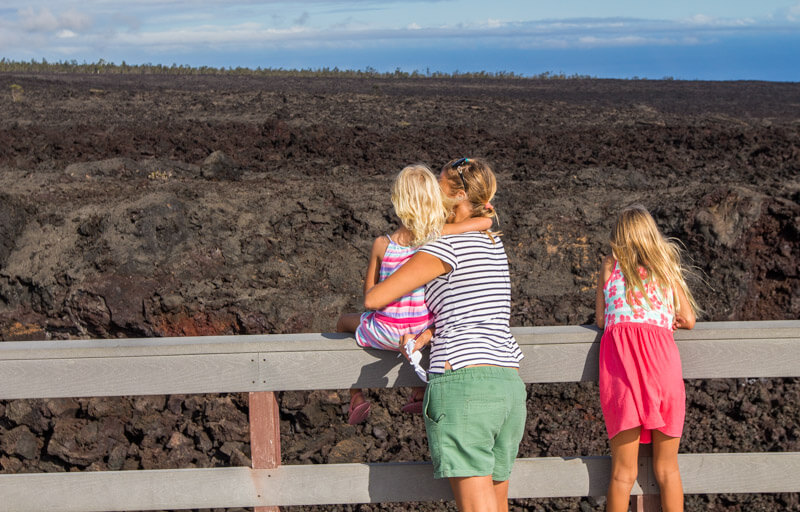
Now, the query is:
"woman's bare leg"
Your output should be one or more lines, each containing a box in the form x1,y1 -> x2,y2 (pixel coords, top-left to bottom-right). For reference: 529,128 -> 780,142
450,476 -> 498,512
492,479 -> 510,512
652,430 -> 683,512
607,427 -> 641,512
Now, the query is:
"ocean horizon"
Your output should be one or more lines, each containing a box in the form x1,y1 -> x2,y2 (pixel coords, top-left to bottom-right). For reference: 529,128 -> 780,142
112,33 -> 799,83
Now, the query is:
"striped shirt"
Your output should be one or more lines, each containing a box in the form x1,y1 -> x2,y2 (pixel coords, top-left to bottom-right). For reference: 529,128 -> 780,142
419,232 -> 523,373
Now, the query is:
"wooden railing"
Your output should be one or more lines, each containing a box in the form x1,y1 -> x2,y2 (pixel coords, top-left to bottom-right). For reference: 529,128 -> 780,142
0,321 -> 798,511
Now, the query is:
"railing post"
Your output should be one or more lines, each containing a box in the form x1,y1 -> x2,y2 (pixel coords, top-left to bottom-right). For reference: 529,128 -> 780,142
632,493 -> 661,511
632,443 -> 660,512
249,391 -> 281,512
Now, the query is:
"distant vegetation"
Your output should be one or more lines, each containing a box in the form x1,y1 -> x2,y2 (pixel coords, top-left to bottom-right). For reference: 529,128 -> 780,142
0,58 -> 595,80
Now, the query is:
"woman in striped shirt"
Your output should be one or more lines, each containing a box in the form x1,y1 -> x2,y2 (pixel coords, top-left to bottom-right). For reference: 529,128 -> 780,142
365,158 -> 526,512
337,164 -> 491,425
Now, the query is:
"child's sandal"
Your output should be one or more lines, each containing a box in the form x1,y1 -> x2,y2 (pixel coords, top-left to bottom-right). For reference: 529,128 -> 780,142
401,393 -> 424,415
347,394 -> 371,425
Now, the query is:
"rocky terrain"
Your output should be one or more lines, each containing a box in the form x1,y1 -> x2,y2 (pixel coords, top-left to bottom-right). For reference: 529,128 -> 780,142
0,72 -> 798,511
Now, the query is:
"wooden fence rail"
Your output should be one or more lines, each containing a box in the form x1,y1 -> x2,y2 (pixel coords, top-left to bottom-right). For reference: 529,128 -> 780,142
0,320 -> 799,511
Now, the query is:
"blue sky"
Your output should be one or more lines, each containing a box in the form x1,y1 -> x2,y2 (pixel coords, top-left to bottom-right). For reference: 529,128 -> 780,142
1,1 -> 799,81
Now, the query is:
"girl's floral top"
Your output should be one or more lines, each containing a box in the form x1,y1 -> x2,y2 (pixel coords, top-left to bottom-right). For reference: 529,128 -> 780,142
603,259 -> 674,330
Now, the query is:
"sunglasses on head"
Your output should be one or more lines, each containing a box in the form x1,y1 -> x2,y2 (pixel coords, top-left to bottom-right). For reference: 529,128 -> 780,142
451,158 -> 470,192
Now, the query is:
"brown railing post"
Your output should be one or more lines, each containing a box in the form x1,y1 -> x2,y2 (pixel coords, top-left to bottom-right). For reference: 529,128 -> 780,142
632,493 -> 661,511
249,391 -> 281,512
632,443 -> 660,512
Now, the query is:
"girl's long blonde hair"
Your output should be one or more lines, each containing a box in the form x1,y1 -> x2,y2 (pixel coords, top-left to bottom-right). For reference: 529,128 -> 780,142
391,165 -> 448,246
611,205 -> 698,316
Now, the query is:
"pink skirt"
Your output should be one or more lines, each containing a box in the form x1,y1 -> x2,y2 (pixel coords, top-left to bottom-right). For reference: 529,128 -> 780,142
599,322 -> 685,444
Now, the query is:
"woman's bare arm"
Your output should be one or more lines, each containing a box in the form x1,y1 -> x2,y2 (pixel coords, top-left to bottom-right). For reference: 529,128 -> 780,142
364,251 -> 450,310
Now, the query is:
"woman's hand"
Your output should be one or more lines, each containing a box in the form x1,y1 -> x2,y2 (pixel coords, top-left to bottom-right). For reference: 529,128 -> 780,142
400,329 -> 433,362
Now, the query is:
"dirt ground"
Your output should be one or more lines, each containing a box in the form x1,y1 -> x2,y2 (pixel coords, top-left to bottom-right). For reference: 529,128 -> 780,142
0,73 -> 798,511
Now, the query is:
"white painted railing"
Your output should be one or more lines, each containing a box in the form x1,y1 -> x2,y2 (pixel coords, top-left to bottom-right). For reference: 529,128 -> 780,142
0,320 -> 798,511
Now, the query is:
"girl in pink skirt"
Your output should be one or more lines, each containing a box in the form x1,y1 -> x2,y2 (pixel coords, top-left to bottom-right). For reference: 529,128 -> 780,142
595,205 -> 698,512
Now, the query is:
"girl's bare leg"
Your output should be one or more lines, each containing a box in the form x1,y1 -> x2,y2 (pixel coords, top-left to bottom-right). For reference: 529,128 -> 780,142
652,430 -> 683,512
450,476 -> 498,512
336,313 -> 361,333
607,427 -> 641,512
337,314 -> 366,407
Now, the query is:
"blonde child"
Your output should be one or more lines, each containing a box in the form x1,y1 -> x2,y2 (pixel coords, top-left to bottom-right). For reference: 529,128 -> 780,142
595,204 -> 698,512
337,164 -> 491,424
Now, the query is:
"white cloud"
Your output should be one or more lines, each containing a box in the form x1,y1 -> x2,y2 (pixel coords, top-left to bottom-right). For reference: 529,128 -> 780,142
87,14 -> 789,53
113,24 -> 315,48
60,8 -> 92,31
19,7 -> 60,32
18,6 -> 92,34
687,14 -> 714,25
0,3 -> 795,64
684,14 -> 755,27
112,13 -> 142,32
788,2 -> 800,21
293,11 -> 310,26
577,35 -> 676,47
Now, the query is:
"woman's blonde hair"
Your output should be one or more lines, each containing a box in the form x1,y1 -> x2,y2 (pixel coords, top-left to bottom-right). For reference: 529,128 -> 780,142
441,157 -> 498,221
391,165 -> 448,246
611,204 -> 698,316
440,157 -> 500,241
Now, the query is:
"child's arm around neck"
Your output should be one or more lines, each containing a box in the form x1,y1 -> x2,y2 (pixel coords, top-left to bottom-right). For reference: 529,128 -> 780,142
442,216 -> 492,235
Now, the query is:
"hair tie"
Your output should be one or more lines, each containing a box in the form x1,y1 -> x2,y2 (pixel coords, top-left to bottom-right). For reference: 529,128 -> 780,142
485,202 -> 494,210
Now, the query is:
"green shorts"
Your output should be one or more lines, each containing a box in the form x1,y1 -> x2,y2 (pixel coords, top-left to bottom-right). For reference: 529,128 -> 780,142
423,366 -> 527,481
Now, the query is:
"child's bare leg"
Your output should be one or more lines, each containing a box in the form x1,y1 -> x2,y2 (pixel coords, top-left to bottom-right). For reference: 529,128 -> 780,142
607,427 -> 641,512
337,313 -> 369,422
337,313 -> 361,333
652,430 -> 683,512
337,315 -> 363,400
